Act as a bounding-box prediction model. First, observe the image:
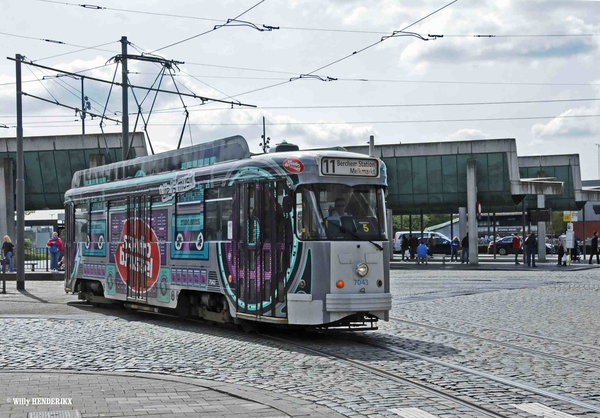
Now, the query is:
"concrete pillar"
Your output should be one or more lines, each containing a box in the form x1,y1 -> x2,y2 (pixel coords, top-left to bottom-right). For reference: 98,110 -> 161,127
458,207 -> 467,239
467,159 -> 479,265
0,159 -> 15,242
387,209 -> 393,261
537,195 -> 547,262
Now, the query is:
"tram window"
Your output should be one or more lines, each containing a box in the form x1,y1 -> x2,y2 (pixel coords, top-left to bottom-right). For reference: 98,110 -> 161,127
205,186 -> 233,241
295,184 -> 386,241
74,203 -> 88,245
264,250 -> 271,272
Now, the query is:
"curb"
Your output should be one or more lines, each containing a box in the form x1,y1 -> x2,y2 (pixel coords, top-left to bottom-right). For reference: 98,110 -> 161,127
390,262 -> 598,272
0,369 -> 341,417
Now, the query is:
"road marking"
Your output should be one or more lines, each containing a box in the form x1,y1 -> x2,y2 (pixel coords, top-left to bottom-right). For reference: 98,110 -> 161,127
389,408 -> 438,418
511,403 -> 577,418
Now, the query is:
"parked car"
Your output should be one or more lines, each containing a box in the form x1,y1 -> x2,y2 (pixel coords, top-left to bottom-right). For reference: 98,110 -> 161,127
393,231 -> 452,254
488,236 -> 554,255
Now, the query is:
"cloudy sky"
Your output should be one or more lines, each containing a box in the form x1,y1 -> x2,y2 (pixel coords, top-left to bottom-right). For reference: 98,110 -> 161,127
1,0 -> 600,178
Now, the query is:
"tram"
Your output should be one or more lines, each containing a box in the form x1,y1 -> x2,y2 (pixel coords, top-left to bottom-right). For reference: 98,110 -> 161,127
64,135 -> 392,330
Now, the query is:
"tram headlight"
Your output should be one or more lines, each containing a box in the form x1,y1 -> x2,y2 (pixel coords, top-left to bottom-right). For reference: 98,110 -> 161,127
355,262 -> 369,277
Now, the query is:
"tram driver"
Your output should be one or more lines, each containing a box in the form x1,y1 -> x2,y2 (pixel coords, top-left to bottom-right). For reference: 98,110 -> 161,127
327,197 -> 349,223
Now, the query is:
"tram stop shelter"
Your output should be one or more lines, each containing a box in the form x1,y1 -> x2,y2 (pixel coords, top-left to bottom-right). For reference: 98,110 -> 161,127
345,138 -> 600,264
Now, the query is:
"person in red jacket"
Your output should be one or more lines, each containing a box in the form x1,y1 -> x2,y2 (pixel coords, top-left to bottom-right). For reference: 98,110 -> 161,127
512,234 -> 522,265
47,232 -> 64,273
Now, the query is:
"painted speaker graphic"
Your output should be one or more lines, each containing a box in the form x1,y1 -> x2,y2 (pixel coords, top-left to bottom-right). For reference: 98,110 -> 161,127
171,213 -> 209,260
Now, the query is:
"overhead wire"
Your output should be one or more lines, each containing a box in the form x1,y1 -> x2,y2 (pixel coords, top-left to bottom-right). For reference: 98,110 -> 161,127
28,1 -> 600,38
217,0 -> 458,101
33,41 -> 119,62
9,112 -> 600,129
149,0 -> 267,54
0,31 -> 118,60
24,65 -> 60,103
125,113 -> 600,126
135,72 -> 600,87
304,0 -> 458,77
4,95 -> 600,120
143,96 -> 600,115
15,1 -> 600,136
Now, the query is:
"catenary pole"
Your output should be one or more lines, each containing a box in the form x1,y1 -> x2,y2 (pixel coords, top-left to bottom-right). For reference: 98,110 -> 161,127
81,78 -> 85,135
15,54 -> 25,290
121,36 -> 129,161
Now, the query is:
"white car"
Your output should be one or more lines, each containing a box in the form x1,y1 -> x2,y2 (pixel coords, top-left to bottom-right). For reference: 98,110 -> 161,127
393,231 -> 452,254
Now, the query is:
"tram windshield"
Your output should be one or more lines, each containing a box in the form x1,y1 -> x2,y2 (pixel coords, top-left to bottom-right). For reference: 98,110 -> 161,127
295,184 -> 387,241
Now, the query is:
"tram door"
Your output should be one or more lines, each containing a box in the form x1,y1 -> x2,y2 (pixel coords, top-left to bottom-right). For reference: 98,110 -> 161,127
235,181 -> 290,318
125,195 -> 151,302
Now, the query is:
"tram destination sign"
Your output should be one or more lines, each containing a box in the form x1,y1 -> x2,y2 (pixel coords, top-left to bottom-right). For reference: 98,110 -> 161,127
320,157 -> 379,177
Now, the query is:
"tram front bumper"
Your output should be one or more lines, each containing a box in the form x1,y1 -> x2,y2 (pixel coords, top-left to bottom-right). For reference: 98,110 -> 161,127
325,293 -> 392,312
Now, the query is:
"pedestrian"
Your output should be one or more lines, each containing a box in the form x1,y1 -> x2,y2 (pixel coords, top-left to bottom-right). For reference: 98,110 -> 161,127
427,235 -> 435,258
557,239 -> 565,266
589,231 -> 599,265
450,236 -> 460,262
47,231 -> 64,273
461,233 -> 469,264
409,234 -> 418,260
400,235 -> 409,261
525,232 -> 537,267
416,240 -> 429,264
2,235 -> 15,273
512,233 -> 522,265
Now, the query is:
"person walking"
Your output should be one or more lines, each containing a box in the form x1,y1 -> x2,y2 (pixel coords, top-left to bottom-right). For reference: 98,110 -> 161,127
461,233 -> 469,264
525,232 -> 537,267
450,236 -> 460,262
400,235 -> 409,261
2,235 -> 15,273
512,234 -> 522,265
409,234 -> 418,260
557,239 -> 565,266
47,231 -> 64,273
589,231 -> 599,264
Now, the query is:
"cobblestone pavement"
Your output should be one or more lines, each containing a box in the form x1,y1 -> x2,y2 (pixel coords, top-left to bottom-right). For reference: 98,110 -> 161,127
0,371 -> 293,418
0,270 -> 599,417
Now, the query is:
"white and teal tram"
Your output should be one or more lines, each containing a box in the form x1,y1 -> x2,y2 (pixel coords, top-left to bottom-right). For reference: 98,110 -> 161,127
64,136 -> 392,330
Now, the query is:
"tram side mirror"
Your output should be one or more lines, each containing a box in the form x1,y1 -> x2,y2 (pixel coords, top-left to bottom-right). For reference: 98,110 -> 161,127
282,195 -> 292,213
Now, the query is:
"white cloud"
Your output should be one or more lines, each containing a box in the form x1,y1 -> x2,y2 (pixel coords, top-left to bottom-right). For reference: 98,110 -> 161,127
446,128 -> 491,141
531,106 -> 600,138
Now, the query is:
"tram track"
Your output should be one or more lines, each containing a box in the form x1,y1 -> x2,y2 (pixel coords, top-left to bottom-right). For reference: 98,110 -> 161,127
393,307 -> 600,351
346,334 -> 600,414
262,332 -> 600,417
262,333 -> 508,418
90,305 -> 600,416
388,316 -> 600,369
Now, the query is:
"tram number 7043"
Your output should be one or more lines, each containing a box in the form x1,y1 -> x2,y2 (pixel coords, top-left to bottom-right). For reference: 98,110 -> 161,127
354,279 -> 369,286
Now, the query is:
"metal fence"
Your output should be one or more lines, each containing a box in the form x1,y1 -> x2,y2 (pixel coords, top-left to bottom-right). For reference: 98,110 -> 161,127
20,247 -> 54,272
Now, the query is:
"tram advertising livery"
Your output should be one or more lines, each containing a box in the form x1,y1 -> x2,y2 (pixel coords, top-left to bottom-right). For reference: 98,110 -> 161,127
64,135 -> 392,330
